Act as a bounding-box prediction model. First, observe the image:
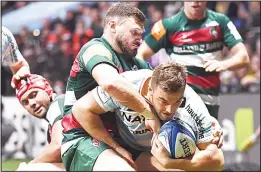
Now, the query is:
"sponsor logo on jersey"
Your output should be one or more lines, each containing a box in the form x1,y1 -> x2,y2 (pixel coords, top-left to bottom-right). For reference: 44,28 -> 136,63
92,139 -> 100,147
173,42 -> 223,53
132,128 -> 150,135
123,112 -> 145,123
210,26 -> 218,39
185,104 -> 204,127
170,25 -> 222,46
131,65 -> 138,71
151,20 -> 166,41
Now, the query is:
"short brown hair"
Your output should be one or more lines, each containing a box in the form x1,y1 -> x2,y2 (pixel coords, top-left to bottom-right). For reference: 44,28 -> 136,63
151,61 -> 187,92
104,2 -> 146,26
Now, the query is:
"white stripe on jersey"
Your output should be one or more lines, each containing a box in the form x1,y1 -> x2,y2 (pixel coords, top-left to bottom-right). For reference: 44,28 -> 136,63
64,91 -> 77,106
61,137 -> 83,155
46,101 -> 62,125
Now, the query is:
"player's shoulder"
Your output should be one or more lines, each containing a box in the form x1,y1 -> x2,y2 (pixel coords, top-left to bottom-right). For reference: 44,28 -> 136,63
206,9 -> 229,22
46,94 -> 65,125
2,26 -> 10,34
162,11 -> 183,27
82,40 -> 113,61
52,94 -> 65,104
184,85 -> 204,104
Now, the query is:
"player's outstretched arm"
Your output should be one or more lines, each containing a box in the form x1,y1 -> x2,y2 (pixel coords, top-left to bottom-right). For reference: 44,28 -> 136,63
151,138 -> 224,171
84,44 -> 157,121
92,63 -> 156,120
30,120 -> 63,163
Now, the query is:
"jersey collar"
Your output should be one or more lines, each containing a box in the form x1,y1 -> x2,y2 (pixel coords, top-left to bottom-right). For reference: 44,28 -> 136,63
182,8 -> 208,24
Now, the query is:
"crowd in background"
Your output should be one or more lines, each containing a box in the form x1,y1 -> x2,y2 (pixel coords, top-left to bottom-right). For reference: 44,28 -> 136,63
2,1 -> 260,95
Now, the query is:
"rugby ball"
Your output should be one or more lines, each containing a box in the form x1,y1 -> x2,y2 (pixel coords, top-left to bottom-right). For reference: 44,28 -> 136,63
158,118 -> 196,159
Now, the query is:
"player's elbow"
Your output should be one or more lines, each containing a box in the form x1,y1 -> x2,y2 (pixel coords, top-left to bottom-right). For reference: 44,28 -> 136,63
240,49 -> 250,67
238,44 -> 250,67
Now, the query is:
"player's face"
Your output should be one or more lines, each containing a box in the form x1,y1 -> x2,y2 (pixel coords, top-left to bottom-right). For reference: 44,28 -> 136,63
20,88 -> 51,118
184,1 -> 207,19
115,17 -> 145,57
150,86 -> 185,121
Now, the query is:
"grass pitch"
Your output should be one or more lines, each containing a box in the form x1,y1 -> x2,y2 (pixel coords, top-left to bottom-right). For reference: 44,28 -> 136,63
2,159 -> 31,171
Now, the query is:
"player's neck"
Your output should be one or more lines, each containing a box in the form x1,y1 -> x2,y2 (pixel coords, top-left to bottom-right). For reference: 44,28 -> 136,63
102,33 -> 123,54
184,9 -> 206,20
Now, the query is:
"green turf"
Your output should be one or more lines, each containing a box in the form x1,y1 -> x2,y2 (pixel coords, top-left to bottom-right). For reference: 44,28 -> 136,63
2,159 -> 31,171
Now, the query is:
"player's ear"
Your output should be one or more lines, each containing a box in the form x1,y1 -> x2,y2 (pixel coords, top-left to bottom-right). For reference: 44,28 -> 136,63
108,20 -> 116,33
148,81 -> 153,95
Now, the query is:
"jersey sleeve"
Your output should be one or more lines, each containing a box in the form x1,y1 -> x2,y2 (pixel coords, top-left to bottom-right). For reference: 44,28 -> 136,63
144,18 -> 170,53
219,14 -> 243,50
46,100 -> 63,126
1,26 -> 24,64
92,86 -> 121,112
79,44 -> 118,74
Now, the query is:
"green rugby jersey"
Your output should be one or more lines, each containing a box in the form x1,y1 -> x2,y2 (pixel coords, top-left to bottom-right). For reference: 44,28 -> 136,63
62,37 -> 151,143
145,9 -> 243,108
46,94 -> 65,143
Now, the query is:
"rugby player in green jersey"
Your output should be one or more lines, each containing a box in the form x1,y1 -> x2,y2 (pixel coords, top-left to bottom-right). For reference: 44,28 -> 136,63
15,74 -> 65,171
137,1 -> 249,120
61,2 -> 160,171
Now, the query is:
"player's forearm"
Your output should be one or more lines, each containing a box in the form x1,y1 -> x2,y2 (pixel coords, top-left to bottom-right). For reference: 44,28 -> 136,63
93,64 -> 155,119
30,143 -> 61,163
73,106 -> 120,150
223,43 -> 249,71
163,145 -> 224,171
10,58 -> 30,74
103,77 -> 155,119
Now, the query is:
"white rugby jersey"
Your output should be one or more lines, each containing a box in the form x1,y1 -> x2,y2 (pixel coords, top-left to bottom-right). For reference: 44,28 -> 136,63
2,26 -> 24,64
92,69 -> 214,151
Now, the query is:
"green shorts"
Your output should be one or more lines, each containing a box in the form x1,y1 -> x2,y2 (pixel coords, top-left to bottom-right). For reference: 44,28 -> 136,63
62,137 -> 110,171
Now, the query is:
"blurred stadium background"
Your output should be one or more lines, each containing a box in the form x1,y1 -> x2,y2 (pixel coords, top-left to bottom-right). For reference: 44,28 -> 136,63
1,1 -> 260,171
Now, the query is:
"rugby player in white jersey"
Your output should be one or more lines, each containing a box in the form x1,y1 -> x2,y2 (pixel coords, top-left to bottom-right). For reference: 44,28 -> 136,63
2,26 -> 31,88
69,61 -> 224,171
